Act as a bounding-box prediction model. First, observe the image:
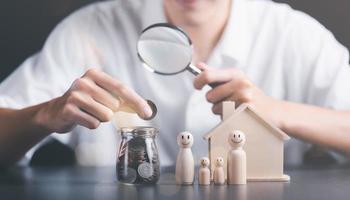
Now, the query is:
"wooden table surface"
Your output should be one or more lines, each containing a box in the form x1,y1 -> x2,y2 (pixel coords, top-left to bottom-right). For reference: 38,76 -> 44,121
0,165 -> 349,200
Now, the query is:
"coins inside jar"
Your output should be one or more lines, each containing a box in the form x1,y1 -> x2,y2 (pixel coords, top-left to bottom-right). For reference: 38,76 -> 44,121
117,127 -> 160,184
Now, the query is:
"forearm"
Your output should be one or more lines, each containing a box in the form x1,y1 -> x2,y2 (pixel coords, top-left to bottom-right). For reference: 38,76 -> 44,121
193,63 -> 350,154
0,69 -> 152,167
0,103 -> 51,166
278,101 -> 350,154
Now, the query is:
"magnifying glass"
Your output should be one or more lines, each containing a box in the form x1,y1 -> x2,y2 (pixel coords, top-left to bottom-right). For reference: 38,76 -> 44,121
137,23 -> 220,88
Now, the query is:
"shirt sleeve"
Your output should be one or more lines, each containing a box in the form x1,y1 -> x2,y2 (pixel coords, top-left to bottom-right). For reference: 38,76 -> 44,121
0,15 -> 92,109
0,9 -> 97,165
284,10 -> 350,163
284,10 -> 350,110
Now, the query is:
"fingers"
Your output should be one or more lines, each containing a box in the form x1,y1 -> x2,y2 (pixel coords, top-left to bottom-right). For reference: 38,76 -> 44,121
59,103 -> 100,130
193,63 -> 234,90
72,78 -> 120,112
83,68 -> 152,119
68,105 -> 101,129
196,62 -> 209,71
194,64 -> 259,116
66,91 -> 114,123
49,68 -> 153,133
212,102 -> 223,115
205,83 -> 233,104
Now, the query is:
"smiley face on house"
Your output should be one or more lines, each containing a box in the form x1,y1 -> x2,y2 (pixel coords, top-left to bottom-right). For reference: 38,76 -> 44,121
177,131 -> 194,148
228,130 -> 246,147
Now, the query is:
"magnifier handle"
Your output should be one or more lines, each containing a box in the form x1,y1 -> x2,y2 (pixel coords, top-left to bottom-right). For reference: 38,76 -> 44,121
187,64 -> 202,76
188,64 -> 223,88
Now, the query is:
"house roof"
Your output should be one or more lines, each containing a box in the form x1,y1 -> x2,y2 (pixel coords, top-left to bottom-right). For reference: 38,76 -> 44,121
203,103 -> 290,141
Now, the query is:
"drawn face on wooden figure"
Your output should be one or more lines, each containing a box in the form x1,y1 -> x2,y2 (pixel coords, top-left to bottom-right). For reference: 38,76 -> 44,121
200,157 -> 210,167
229,130 -> 246,148
215,157 -> 224,167
177,131 -> 194,148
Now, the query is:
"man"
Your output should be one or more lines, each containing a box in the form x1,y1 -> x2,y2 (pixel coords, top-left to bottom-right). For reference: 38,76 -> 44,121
0,0 -> 350,167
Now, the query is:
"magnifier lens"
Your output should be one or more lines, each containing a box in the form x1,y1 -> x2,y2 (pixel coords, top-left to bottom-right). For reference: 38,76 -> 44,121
137,26 -> 192,75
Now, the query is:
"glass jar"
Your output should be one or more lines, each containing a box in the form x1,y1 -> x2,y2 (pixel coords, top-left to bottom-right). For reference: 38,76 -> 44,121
116,126 -> 160,184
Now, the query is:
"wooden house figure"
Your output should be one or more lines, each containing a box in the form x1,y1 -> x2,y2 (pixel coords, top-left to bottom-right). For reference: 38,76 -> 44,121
203,101 -> 290,181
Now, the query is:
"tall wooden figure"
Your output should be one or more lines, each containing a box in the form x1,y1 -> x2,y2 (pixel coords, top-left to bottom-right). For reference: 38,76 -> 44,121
198,157 -> 210,185
213,157 -> 225,185
176,131 -> 194,185
227,130 -> 247,185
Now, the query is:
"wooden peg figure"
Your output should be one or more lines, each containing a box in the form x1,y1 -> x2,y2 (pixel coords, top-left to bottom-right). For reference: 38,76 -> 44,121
227,130 -> 247,185
176,131 -> 194,185
213,157 -> 225,185
198,157 -> 210,185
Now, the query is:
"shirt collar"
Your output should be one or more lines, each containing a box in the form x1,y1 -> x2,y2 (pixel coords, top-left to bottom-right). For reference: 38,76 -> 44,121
214,0 -> 251,67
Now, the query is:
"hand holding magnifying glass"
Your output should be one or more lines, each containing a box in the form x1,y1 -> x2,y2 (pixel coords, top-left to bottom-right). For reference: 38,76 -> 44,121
137,23 -> 221,88
136,23 -> 281,124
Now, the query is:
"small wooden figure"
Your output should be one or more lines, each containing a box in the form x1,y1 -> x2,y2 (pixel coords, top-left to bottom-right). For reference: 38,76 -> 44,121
213,157 -> 225,185
198,157 -> 210,185
176,131 -> 194,185
227,130 -> 247,185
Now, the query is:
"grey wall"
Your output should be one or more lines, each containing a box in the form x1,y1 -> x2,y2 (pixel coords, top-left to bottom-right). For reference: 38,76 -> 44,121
275,0 -> 350,53
0,0 -> 101,81
0,0 -> 349,81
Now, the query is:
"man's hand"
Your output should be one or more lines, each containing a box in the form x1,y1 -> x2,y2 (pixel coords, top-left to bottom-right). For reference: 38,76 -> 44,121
34,68 -> 153,133
193,63 -> 283,127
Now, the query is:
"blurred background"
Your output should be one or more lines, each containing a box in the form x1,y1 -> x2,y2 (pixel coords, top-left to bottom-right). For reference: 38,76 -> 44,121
0,0 -> 350,81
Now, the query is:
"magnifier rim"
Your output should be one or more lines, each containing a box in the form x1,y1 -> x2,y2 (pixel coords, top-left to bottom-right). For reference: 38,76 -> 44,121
137,23 -> 193,75
141,23 -> 192,45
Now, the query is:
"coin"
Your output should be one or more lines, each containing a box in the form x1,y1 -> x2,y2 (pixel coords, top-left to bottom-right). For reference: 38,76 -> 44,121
138,162 -> 153,179
145,99 -> 157,120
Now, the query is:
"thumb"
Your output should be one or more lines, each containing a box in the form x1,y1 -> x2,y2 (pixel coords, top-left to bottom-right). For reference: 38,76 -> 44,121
196,62 -> 210,71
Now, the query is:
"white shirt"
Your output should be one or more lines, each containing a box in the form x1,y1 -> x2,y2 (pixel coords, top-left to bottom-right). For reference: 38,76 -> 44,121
0,0 -> 350,166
